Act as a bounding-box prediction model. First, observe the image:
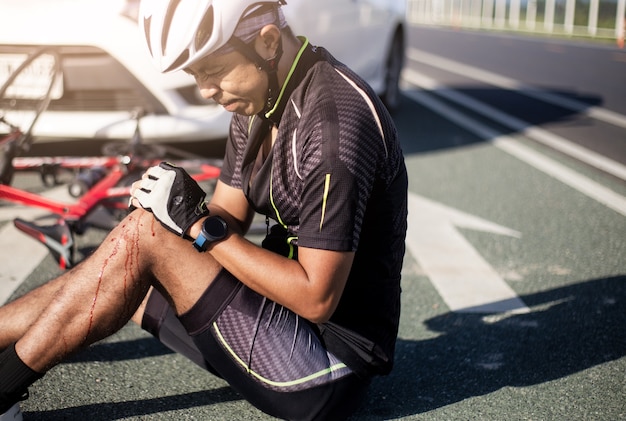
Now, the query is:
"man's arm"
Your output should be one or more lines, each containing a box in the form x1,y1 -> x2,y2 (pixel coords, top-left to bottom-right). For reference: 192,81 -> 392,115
191,181 -> 354,323
208,180 -> 256,235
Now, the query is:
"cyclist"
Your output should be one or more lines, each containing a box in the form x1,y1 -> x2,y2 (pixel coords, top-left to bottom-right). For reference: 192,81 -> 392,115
0,1 -> 407,420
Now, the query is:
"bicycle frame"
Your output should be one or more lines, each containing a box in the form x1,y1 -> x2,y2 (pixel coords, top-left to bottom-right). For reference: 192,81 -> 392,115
0,165 -> 128,221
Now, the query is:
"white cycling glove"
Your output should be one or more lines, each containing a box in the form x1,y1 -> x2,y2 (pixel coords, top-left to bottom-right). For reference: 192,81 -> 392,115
132,162 -> 209,237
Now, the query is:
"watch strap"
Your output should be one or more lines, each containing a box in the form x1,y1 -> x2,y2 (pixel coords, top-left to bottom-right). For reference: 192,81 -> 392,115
192,232 -> 210,252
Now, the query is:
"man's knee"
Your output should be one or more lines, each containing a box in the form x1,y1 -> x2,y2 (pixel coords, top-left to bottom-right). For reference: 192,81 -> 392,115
101,209 -> 170,269
122,209 -> 174,247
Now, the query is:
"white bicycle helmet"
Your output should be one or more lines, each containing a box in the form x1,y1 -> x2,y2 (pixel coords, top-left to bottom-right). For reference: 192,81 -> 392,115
140,0 -> 286,73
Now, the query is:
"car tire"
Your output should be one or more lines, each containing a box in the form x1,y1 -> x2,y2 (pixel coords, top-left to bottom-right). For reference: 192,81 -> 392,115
381,28 -> 405,113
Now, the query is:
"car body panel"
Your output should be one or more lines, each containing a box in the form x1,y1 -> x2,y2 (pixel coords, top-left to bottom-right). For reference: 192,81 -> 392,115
290,0 -> 402,93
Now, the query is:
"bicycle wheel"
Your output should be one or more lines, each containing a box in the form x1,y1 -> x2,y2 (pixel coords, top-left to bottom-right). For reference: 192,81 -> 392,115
0,47 -> 62,153
0,132 -> 18,184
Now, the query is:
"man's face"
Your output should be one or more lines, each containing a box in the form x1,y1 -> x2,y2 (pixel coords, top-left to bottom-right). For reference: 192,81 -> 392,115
185,50 -> 269,116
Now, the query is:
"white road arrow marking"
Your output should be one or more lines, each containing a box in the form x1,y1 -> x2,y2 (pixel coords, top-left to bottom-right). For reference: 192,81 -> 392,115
406,192 -> 530,313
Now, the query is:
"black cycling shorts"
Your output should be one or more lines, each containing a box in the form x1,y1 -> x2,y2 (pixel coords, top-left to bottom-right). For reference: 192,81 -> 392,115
141,269 -> 370,421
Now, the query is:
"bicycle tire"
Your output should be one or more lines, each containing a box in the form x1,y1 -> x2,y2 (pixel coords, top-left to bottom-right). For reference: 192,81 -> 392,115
0,47 -> 62,152
0,133 -> 18,184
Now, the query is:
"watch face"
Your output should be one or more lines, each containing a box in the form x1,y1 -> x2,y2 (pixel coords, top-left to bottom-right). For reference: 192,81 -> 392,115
204,216 -> 226,238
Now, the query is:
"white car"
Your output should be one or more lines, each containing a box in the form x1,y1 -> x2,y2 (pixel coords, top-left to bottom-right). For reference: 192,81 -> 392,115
0,0 -> 406,145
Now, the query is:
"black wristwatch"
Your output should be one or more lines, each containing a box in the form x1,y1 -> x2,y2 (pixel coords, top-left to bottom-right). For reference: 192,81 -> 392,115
192,215 -> 228,252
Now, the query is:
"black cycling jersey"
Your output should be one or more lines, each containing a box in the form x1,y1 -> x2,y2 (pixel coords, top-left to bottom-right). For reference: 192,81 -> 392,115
220,38 -> 408,377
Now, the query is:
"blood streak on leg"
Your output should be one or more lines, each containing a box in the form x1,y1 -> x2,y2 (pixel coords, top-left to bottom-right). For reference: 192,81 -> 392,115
86,238 -> 120,338
122,215 -> 144,315
85,214 -> 143,339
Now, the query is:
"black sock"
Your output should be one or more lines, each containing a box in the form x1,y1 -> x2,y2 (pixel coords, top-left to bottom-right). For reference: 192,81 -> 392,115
0,343 -> 43,413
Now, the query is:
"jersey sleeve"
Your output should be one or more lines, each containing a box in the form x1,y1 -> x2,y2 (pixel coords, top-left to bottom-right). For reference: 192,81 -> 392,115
219,115 -> 248,189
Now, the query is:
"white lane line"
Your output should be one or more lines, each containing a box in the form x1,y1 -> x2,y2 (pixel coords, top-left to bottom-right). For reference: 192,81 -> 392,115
407,48 -> 626,130
402,87 -> 626,217
403,68 -> 626,182
0,185 -> 74,304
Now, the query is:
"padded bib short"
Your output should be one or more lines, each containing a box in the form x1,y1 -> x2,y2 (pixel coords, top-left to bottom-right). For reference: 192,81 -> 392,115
141,269 -> 370,421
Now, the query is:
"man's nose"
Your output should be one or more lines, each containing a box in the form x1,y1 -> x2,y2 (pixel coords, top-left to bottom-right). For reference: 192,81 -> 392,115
198,83 -> 220,100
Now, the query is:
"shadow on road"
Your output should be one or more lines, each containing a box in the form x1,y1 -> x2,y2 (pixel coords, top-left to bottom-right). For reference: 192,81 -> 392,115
352,275 -> 626,419
394,90 -> 602,156
26,388 -> 241,420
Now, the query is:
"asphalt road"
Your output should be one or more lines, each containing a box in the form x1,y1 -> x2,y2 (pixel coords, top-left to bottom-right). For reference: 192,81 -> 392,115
1,27 -> 625,420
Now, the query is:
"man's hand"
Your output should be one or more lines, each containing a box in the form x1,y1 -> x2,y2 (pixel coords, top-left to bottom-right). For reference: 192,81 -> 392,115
130,162 -> 209,237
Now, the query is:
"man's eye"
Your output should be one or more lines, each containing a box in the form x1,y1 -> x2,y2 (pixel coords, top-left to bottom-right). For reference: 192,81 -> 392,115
198,71 -> 216,82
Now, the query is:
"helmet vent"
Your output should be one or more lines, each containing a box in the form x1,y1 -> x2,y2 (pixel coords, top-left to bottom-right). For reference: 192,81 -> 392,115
195,6 -> 215,52
162,0 -> 182,55
165,49 -> 190,73
143,16 -> 153,56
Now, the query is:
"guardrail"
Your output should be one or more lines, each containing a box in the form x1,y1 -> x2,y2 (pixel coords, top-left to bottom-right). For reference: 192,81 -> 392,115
407,0 -> 626,47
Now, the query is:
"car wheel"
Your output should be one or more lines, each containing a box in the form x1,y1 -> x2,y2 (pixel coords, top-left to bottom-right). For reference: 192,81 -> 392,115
381,29 -> 405,112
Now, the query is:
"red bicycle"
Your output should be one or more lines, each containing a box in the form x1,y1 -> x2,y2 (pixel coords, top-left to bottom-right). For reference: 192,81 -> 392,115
0,112 -> 221,268
1,49 -> 221,268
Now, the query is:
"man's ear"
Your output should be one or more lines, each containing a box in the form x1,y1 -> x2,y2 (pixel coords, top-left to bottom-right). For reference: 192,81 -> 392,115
255,24 -> 281,59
